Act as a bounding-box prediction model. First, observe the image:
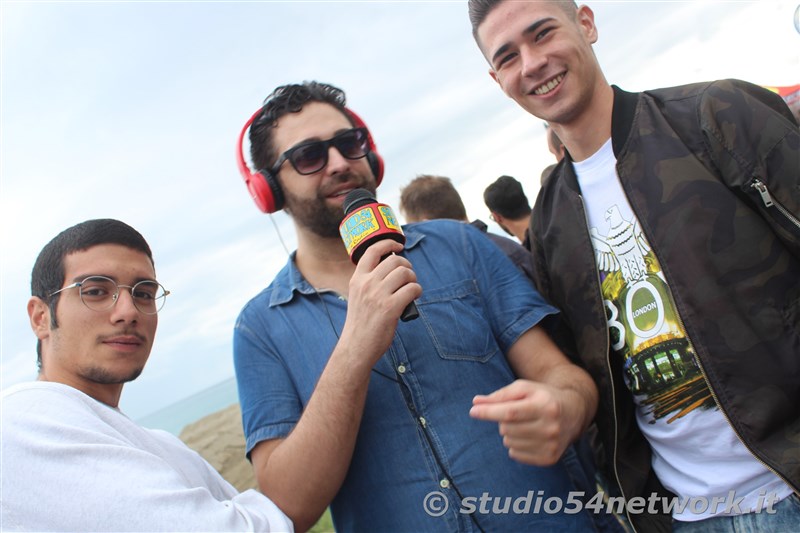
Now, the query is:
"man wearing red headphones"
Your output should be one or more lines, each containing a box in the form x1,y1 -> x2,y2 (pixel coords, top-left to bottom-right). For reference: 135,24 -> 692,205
233,81 -> 617,532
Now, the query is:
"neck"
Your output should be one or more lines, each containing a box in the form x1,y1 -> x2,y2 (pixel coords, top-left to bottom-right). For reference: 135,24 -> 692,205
294,227 -> 356,296
37,371 -> 123,408
554,82 -> 614,162
507,218 -> 530,243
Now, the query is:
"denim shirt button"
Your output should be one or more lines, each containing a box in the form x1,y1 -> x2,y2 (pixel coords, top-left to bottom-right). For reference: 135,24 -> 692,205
419,416 -> 427,427
397,364 -> 407,374
439,479 -> 450,489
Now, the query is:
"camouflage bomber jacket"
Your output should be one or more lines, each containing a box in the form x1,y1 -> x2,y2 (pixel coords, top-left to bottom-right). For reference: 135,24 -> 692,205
530,80 -> 799,532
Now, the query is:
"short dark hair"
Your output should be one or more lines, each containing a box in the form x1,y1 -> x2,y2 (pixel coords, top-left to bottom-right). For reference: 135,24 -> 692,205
483,175 -> 531,219
31,219 -> 153,370
399,175 -> 468,222
468,0 -> 578,44
249,81 -> 353,172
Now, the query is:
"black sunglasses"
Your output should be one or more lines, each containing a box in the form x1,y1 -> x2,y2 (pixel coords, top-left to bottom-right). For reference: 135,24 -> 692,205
270,128 -> 370,176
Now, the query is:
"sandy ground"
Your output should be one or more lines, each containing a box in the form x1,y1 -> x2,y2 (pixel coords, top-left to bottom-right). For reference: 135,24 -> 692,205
179,403 -> 335,531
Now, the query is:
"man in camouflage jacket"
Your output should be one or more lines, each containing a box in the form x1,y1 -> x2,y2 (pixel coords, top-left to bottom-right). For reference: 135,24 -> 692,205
532,80 -> 799,532
469,1 -> 799,531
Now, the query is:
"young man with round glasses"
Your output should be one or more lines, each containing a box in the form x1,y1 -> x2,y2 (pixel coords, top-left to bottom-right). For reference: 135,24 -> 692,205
232,81 -> 625,532
1,218 -> 291,531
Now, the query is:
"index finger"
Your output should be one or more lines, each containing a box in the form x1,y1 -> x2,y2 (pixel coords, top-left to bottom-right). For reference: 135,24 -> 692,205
469,398 -> 539,423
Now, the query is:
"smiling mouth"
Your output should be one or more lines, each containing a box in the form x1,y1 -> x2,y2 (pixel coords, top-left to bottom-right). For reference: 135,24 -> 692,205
533,74 -> 565,96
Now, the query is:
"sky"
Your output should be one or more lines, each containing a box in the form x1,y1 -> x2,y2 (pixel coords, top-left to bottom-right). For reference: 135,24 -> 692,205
2,0 -> 798,421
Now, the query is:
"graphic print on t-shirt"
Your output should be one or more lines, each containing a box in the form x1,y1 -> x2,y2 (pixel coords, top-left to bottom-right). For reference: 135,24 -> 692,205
591,204 -> 717,424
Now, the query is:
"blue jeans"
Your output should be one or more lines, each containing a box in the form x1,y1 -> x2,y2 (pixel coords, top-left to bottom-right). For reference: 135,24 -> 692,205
673,493 -> 800,533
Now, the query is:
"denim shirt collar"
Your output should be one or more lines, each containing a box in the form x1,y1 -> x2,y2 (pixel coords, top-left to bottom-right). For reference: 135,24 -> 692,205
269,228 -> 426,308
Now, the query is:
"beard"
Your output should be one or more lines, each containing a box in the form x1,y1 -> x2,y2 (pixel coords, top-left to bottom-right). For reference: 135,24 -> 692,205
284,173 -> 377,239
285,195 -> 348,238
82,364 -> 144,385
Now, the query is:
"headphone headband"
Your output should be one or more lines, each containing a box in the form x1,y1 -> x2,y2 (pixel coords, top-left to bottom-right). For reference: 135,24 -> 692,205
236,106 -> 384,214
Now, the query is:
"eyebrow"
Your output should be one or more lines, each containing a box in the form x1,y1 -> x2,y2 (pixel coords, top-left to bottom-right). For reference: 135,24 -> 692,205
70,274 -> 157,284
491,17 -> 555,65
286,127 -> 354,151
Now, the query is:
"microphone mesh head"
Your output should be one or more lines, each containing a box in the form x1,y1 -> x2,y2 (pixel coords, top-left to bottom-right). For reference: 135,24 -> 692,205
343,189 -> 376,215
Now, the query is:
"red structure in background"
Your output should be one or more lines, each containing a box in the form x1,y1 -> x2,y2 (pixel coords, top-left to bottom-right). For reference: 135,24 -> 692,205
763,83 -> 800,123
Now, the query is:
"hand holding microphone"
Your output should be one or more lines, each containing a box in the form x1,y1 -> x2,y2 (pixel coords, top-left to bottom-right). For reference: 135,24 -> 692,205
339,189 -> 420,321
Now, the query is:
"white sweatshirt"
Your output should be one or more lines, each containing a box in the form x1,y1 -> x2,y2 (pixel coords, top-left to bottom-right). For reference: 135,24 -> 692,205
1,381 -> 293,532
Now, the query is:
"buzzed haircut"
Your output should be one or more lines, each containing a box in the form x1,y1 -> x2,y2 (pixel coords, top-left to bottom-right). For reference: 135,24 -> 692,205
468,0 -> 579,43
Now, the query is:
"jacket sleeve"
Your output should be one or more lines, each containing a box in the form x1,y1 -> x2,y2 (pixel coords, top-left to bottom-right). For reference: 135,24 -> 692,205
700,79 -> 800,255
528,199 -> 555,313
528,205 -> 582,362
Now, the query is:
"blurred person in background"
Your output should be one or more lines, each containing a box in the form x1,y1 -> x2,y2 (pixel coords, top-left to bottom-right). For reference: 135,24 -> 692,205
399,173 -> 534,281
541,124 -> 567,184
483,174 -> 533,246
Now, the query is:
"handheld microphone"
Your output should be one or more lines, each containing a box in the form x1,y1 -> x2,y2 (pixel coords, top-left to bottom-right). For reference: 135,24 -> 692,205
339,189 -> 419,321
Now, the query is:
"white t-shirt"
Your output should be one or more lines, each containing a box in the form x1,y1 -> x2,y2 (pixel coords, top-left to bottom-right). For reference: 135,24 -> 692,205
0,381 -> 293,532
573,139 -> 792,521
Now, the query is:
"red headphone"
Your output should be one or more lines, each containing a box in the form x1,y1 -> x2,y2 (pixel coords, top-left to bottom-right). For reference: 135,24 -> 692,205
236,107 -> 385,213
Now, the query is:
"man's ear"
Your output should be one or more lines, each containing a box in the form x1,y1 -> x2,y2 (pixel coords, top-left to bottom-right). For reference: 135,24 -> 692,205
576,5 -> 598,45
28,297 -> 51,342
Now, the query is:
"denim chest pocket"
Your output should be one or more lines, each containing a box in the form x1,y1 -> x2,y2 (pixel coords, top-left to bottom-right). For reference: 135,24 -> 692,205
415,279 -> 499,362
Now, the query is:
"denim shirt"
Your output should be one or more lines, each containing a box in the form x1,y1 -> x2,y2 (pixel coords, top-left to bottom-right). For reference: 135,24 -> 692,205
234,220 -> 595,532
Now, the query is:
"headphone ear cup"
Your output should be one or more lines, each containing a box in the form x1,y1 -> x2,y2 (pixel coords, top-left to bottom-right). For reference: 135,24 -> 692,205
242,169 -> 281,214
367,152 -> 384,186
261,170 -> 285,213
238,109 -> 285,213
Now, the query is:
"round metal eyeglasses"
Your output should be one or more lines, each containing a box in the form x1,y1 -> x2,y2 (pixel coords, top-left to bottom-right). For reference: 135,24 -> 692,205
49,275 -> 170,315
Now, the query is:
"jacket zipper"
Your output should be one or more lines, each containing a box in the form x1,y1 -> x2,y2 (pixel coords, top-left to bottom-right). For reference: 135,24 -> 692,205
626,187 -> 800,497
750,178 -> 800,230
672,264 -> 800,494
578,194 -> 636,532
744,178 -> 800,494
686,326 -> 799,495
